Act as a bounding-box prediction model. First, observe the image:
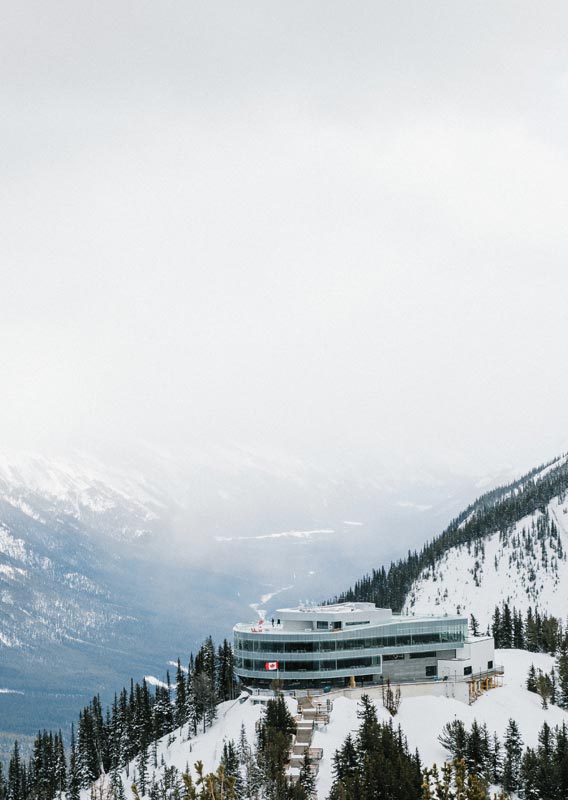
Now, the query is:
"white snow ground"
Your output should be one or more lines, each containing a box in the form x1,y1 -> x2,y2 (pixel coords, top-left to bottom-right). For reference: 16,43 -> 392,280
404,493 -> 568,622
87,650 -> 567,800
315,649 -> 567,798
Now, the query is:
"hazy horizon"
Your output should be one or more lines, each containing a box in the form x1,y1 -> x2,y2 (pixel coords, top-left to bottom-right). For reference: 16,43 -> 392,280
2,2 -> 567,477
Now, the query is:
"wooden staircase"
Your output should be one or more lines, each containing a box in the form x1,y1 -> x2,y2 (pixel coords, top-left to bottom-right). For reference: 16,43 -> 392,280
287,697 -> 330,783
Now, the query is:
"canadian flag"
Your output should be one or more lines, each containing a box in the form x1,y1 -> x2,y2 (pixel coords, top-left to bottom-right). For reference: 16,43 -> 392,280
265,661 -> 279,671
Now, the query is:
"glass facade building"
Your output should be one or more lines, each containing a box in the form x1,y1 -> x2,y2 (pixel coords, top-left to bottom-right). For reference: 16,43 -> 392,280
233,602 -> 468,688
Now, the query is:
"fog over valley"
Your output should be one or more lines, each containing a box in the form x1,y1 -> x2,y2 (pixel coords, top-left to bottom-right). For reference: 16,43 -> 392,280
1,1 -> 568,751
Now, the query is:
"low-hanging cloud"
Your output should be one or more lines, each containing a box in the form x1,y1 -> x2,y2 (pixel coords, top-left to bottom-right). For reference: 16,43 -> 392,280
1,1 -> 567,477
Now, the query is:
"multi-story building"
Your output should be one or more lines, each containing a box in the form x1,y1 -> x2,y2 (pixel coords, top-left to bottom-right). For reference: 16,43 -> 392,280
233,602 -> 495,689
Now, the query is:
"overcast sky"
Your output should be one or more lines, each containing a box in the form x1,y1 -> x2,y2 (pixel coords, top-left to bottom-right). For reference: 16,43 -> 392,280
1,2 -> 567,474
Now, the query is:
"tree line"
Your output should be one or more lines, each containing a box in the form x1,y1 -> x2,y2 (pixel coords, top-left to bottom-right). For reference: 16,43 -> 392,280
0,637 -> 234,800
153,694 -> 316,800
328,695 -> 508,800
438,716 -> 568,799
332,454 -> 568,611
481,601 -> 568,713
487,602 -> 564,654
328,695 -> 422,800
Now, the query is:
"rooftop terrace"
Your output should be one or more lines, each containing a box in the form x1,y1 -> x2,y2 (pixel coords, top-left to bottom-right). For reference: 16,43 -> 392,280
234,602 -> 466,634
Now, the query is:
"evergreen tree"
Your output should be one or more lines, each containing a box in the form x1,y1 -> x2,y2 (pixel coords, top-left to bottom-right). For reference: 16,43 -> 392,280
536,670 -> 553,709
54,730 -> 66,796
438,720 -> 468,762
556,642 -> 568,709
489,732 -> 502,785
502,718 -> 523,795
382,678 -> 401,716
256,695 -> 295,799
525,607 -> 540,652
500,603 -> 513,649
175,659 -> 187,730
237,724 -> 261,800
136,746 -> 149,796
220,740 -> 244,799
7,741 -> 23,800
329,695 -> 422,800
521,747 -> 540,800
513,609 -> 525,649
217,641 -> 235,702
67,724 -> 80,800
469,614 -> 479,637
193,671 -> 217,734
491,607 -> 502,648
535,722 -> 557,800
331,734 -> 359,798
297,752 -> 316,799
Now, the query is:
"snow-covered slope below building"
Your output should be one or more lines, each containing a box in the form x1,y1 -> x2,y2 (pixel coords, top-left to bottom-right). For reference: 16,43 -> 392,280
0,444 -> 501,736
315,649 -> 567,798
404,493 -> 568,623
85,650 -> 567,800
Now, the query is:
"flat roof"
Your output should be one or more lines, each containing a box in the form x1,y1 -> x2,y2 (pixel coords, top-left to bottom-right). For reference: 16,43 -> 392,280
234,612 -> 467,633
277,603 -> 375,614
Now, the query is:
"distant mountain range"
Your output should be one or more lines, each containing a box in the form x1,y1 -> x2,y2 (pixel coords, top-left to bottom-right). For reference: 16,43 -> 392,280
0,445 -> 544,737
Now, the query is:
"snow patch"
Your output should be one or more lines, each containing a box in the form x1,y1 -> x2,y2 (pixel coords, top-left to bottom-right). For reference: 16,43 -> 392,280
144,675 -> 170,689
216,529 -> 334,542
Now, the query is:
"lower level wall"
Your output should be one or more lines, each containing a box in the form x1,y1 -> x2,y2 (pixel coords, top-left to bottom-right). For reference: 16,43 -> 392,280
381,649 -> 456,682
310,677 -> 470,704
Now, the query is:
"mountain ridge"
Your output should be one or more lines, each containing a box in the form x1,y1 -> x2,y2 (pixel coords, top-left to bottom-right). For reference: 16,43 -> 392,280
335,452 -> 568,622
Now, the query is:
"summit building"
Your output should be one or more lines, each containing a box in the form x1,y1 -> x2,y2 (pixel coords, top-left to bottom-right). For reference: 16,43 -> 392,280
233,602 -> 496,691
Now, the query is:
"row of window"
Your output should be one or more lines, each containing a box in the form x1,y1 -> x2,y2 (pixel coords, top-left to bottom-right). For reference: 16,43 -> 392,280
315,620 -> 371,629
382,652 -> 439,662
235,631 -> 464,653
235,655 -> 381,673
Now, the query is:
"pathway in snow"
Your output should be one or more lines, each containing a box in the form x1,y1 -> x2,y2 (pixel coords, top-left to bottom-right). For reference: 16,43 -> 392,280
288,696 -> 330,784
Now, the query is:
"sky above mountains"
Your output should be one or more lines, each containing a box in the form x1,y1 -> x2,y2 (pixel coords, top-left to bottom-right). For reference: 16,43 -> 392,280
1,2 -> 567,474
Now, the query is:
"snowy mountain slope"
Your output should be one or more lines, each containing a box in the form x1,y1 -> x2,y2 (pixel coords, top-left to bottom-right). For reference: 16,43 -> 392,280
0,450 -> 257,736
80,695 -> 287,800
405,499 -> 568,622
0,450 -> 167,543
403,454 -> 568,623
0,451 -> 172,658
83,650 -> 567,800
315,649 -> 567,798
0,444 -> 535,735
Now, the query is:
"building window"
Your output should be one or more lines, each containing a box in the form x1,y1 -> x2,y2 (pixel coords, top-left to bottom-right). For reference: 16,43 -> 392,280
317,621 -> 329,630
409,651 -> 437,659
383,654 -> 404,661
464,666 -> 472,676
425,666 -> 437,677
487,660 -> 493,669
